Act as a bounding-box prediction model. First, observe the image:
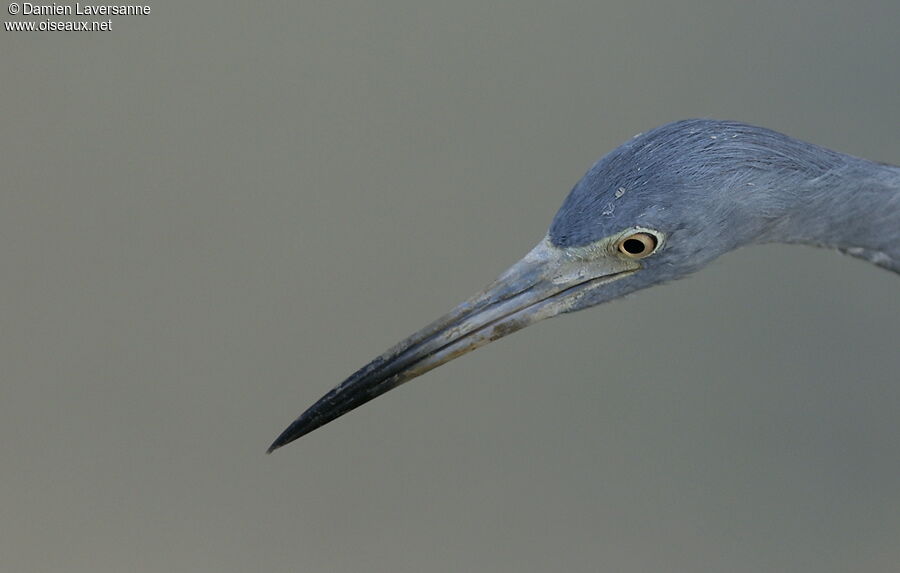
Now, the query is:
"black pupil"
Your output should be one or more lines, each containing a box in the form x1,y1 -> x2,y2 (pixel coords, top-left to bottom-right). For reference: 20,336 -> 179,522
622,237 -> 647,254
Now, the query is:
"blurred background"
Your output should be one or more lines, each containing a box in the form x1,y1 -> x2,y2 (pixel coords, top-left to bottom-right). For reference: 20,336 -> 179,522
2,2 -> 898,571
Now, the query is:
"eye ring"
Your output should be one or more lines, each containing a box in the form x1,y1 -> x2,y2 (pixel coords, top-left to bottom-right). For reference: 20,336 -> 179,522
616,232 -> 659,259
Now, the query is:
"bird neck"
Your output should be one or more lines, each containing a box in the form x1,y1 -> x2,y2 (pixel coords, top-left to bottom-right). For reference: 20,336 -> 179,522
765,159 -> 900,274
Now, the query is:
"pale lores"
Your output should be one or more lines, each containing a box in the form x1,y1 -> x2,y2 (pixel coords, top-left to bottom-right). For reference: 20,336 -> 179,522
269,119 -> 900,453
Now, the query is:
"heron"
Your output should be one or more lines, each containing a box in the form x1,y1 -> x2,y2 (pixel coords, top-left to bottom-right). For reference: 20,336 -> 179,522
268,118 -> 899,453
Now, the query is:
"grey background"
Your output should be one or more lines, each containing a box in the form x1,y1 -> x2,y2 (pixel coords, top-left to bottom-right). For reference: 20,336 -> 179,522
2,2 -> 899,572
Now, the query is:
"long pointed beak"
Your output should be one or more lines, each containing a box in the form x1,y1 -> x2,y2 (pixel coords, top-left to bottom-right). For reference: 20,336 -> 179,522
267,237 -> 638,452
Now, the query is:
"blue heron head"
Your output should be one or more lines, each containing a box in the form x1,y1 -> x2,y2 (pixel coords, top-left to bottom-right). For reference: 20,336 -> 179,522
544,118 -> 854,312
269,119 -> 899,451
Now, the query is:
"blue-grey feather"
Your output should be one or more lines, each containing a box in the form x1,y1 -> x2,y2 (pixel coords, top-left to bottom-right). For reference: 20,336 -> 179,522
549,119 -> 900,284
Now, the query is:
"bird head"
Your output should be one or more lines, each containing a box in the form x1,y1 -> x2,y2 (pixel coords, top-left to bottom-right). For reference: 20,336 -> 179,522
268,119 -> 844,451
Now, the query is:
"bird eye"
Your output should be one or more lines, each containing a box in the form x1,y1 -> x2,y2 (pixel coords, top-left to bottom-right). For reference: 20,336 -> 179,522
616,232 -> 658,259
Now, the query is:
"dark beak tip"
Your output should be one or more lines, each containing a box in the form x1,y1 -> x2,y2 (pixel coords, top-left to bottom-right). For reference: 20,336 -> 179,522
265,422 -> 301,454
266,408 -> 327,453
266,424 -> 305,454
265,435 -> 284,454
